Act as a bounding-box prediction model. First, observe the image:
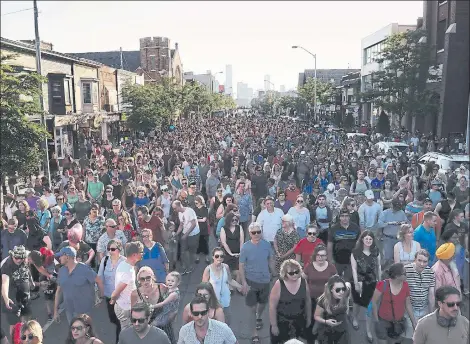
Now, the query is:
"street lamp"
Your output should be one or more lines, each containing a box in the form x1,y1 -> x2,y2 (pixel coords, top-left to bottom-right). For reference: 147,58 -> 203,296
264,79 -> 275,91
292,45 -> 317,122
212,71 -> 223,93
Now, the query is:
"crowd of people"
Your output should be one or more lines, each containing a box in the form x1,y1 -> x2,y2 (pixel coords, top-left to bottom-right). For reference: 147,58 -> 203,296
1,114 -> 469,344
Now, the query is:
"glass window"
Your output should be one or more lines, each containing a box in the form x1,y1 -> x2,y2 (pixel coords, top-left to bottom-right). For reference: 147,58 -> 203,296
437,19 -> 447,50
92,83 -> 98,104
64,79 -> 71,105
82,82 -> 92,104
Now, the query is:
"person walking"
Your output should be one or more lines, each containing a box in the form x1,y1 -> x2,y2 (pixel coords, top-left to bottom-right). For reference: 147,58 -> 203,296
65,314 -> 104,344
177,296 -> 237,344
313,275 -> 351,344
393,224 -> 421,265
54,246 -> 105,324
239,222 -> 275,344
413,286 -> 469,344
97,239 -> 125,344
269,259 -> 311,344
115,302 -> 171,344
273,214 -> 300,273
294,224 -> 324,267
256,196 -> 284,245
110,241 -> 143,331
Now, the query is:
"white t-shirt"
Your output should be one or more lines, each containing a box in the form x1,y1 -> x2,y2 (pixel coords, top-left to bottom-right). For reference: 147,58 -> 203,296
114,261 -> 136,310
178,207 -> 200,236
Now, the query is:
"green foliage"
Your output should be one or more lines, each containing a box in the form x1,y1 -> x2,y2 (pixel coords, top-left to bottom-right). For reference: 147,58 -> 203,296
122,78 -> 236,131
0,54 -> 48,178
360,29 -> 441,125
376,110 -> 391,135
298,78 -> 336,107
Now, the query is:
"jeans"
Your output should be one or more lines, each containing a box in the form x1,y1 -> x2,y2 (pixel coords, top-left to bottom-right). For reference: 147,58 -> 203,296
403,306 -> 428,338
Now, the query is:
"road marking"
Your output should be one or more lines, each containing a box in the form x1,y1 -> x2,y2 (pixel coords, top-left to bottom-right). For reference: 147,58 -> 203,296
42,308 -> 64,332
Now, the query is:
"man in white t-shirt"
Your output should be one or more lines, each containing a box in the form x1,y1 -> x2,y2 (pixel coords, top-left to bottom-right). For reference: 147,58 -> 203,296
110,241 -> 143,331
172,200 -> 200,275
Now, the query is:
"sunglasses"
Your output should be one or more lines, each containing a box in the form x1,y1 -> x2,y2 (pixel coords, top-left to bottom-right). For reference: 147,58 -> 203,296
64,212 -> 71,216
197,293 -> 210,299
139,276 -> 152,282
307,232 -> 317,236
444,301 -> 462,308
214,254 -> 224,259
131,317 -> 147,324
21,334 -> 34,340
106,190 -> 113,193
217,189 -> 223,192
107,225 -> 117,228
296,200 -> 304,203
250,230 -> 262,235
191,309 -> 209,317
334,287 -> 346,293
108,247 -> 118,252
57,197 -> 64,200
71,325 -> 83,331
287,270 -> 300,276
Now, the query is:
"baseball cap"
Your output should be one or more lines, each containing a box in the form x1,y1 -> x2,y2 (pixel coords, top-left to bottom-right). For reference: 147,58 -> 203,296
55,246 -> 77,258
365,190 -> 374,200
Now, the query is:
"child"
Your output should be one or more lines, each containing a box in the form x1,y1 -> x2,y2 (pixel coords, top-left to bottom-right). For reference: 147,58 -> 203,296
152,271 -> 181,344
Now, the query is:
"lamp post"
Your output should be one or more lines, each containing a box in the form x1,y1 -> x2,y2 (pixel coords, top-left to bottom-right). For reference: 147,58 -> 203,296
264,79 -> 275,91
292,45 -> 317,122
212,71 -> 223,93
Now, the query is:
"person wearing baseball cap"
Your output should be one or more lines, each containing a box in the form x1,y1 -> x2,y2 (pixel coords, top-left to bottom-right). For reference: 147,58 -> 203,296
54,246 -> 104,324
432,243 -> 460,292
358,190 -> 382,233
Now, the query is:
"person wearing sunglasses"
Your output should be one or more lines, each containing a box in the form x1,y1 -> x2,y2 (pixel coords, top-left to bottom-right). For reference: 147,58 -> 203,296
313,275 -> 351,344
294,224 -> 324,266
178,296 -> 236,344
182,283 -> 225,324
65,314 -> 103,344
1,245 -> 32,339
413,286 -> 468,344
96,219 -> 127,262
118,302 -> 171,344
269,259 -> 311,344
97,239 -> 125,344
19,320 -> 43,344
432,242 -> 461,292
288,195 -> 310,239
239,222 -> 275,343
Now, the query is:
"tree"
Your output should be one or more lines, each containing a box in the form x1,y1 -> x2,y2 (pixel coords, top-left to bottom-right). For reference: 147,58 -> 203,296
360,29 -> 441,126
0,54 -> 48,180
376,110 -> 391,135
298,78 -> 335,108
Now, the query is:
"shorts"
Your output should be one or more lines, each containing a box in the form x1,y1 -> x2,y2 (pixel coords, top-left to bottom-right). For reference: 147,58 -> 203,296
403,307 -> 428,338
375,317 -> 405,340
182,234 -> 200,254
2,302 -> 32,325
245,279 -> 270,307
43,287 -> 56,301
114,302 -> 132,330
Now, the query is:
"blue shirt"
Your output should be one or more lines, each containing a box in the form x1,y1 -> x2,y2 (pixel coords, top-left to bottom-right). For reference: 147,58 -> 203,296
239,240 -> 273,284
413,224 -> 437,264
58,262 -> 97,318
370,178 -> 385,200
137,243 -> 169,283
98,255 -> 126,297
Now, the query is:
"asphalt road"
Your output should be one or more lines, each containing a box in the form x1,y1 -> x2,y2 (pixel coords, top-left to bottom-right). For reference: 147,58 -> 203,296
3,236 -> 467,344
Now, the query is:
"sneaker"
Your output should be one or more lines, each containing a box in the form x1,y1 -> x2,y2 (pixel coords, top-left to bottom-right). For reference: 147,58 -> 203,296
195,258 -> 200,264
205,258 -> 210,264
186,267 -> 194,274
47,314 -> 53,322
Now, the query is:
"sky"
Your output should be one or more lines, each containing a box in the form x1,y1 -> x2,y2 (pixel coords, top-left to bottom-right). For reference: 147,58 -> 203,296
1,1 -> 423,93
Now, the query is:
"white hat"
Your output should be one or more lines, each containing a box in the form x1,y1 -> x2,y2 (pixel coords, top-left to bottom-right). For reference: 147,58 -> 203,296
300,151 -> 306,155
365,190 -> 374,200
327,183 -> 335,192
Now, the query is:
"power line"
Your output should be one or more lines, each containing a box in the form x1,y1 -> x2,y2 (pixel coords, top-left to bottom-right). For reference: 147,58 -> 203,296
1,7 -> 35,16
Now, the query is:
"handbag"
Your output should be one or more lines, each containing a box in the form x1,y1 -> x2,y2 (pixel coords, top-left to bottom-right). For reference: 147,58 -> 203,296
386,281 -> 406,339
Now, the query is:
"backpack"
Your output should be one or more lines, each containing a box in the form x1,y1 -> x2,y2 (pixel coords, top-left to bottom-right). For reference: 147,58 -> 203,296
352,179 -> 370,193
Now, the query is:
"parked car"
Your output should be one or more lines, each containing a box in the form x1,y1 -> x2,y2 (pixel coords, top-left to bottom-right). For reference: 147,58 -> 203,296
417,152 -> 469,177
374,141 -> 411,156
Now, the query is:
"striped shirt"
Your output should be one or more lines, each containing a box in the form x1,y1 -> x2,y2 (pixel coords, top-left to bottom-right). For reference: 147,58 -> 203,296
404,263 -> 435,311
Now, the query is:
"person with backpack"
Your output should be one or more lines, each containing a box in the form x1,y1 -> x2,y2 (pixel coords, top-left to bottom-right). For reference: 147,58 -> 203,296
349,170 -> 371,198
97,239 -> 125,344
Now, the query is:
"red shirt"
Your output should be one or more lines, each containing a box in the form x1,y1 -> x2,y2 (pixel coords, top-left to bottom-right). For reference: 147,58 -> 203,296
294,237 -> 324,265
138,215 -> 164,245
285,187 -> 301,204
377,280 -> 410,321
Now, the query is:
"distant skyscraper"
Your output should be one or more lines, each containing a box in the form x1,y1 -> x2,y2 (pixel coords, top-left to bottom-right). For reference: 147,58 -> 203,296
264,75 -> 271,91
280,85 -> 286,92
225,65 -> 233,97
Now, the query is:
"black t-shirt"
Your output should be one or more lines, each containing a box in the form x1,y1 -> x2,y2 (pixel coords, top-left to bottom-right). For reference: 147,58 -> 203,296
444,222 -> 469,247
57,241 -> 91,263
194,206 -> 209,235
13,209 -> 27,229
328,222 -> 361,264
1,257 -> 31,303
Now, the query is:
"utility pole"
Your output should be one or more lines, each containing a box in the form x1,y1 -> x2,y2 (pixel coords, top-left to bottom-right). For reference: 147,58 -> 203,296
120,47 -> 123,69
34,0 -> 51,183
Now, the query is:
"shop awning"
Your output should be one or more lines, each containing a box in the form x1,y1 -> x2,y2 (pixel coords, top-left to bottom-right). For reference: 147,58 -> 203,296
54,115 -> 76,127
